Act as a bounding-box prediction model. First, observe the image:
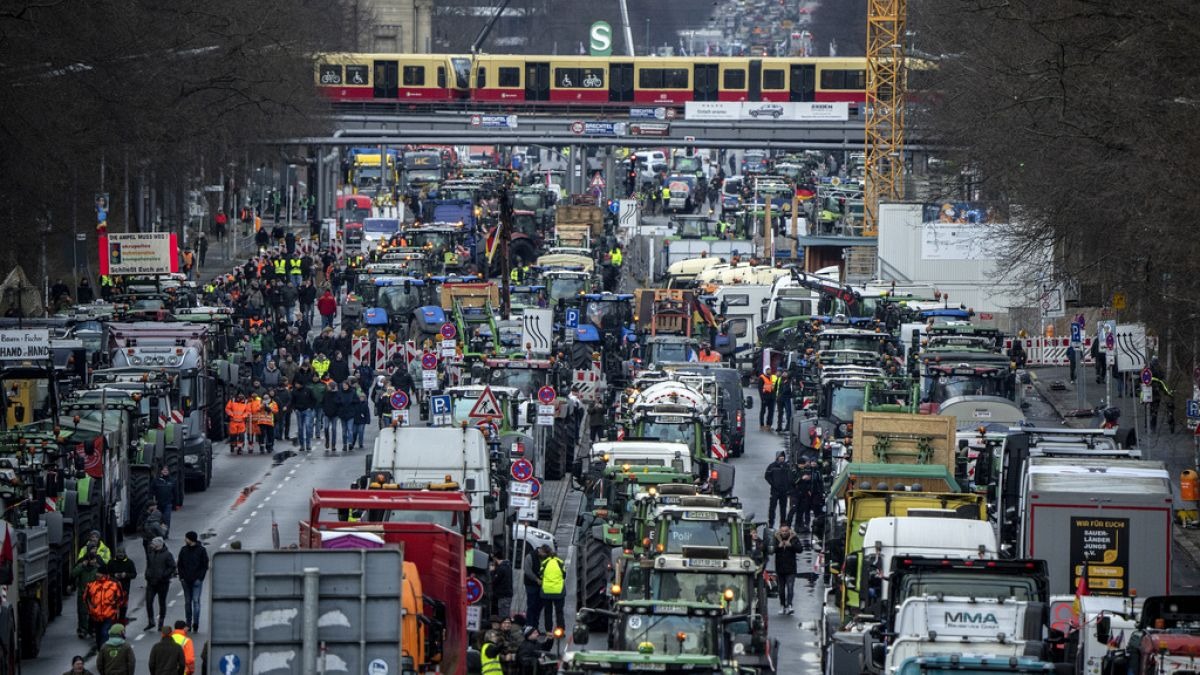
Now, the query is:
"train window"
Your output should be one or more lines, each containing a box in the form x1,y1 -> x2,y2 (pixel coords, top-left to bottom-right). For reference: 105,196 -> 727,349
476,67 -> 487,88
319,65 -> 343,85
498,67 -> 521,87
451,58 -> 470,88
345,65 -> 368,85
581,67 -> 604,88
402,65 -> 425,86
763,69 -> 785,89
555,68 -> 581,88
437,66 -> 446,88
640,68 -> 689,89
723,69 -> 746,89
820,69 -> 867,90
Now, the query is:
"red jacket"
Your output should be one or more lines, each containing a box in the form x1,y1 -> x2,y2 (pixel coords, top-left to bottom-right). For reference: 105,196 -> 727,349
317,293 -> 337,317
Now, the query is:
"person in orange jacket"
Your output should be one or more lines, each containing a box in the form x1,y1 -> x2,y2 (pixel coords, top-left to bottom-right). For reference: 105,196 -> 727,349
171,620 -> 196,675
250,394 -> 279,454
225,394 -> 250,455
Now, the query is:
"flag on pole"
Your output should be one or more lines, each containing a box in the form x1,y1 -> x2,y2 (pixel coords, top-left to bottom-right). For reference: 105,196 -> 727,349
485,227 -> 500,266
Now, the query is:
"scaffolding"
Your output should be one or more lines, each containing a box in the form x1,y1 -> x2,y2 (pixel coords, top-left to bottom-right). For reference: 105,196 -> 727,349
863,0 -> 907,236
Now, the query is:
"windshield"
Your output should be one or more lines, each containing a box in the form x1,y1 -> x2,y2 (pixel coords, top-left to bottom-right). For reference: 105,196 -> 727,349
381,509 -> 460,530
510,289 -> 546,309
342,206 -> 370,223
585,301 -> 628,330
377,286 -> 421,314
364,220 -> 398,234
548,277 -> 587,302
488,369 -> 543,391
405,154 -> 439,170
775,297 -> 814,319
620,614 -> 715,656
923,373 -> 1012,403
899,572 -> 1039,602
639,421 -> 696,446
829,386 -> 866,423
678,220 -> 708,237
661,517 -> 735,553
514,194 -> 543,210
408,170 -> 441,184
647,342 -> 692,363
649,572 -> 753,613
674,157 -> 702,173
354,167 -> 382,188
405,231 -> 452,251
451,58 -> 470,88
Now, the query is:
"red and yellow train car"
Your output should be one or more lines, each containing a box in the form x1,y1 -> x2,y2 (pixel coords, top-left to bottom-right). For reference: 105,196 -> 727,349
315,53 -> 867,106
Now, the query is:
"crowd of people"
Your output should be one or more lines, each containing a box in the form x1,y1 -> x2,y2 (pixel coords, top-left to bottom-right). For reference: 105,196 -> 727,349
478,545 -> 565,675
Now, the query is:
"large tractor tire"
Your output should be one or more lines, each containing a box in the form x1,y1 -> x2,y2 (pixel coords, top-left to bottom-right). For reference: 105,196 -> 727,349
46,564 -> 63,619
18,590 -> 45,658
127,467 -> 153,534
167,448 -> 186,507
0,605 -> 17,675
543,416 -> 577,481
575,535 -> 611,630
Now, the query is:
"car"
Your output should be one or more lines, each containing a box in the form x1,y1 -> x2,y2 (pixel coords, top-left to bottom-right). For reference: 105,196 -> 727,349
748,103 -> 785,118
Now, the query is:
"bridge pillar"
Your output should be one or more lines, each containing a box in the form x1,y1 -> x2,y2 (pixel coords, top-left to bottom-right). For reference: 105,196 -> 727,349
413,0 -> 433,53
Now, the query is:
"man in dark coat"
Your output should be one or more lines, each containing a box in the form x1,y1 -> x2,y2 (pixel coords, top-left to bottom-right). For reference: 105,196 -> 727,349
151,467 -> 177,532
773,525 -> 800,614
148,626 -> 186,675
763,451 -> 792,528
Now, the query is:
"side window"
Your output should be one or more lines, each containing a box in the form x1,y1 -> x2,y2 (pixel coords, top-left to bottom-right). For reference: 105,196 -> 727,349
345,65 -> 368,85
402,65 -> 425,86
722,294 -> 750,307
728,319 -> 749,338
723,68 -> 746,89
319,65 -> 343,85
476,67 -> 487,88
437,66 -> 446,88
664,68 -> 689,89
555,67 -> 581,88
763,69 -> 785,89
639,68 -> 663,89
498,67 -> 520,87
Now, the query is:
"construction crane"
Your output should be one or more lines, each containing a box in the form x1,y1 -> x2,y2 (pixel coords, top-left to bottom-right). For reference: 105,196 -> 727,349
470,0 -> 512,54
862,0 -> 907,236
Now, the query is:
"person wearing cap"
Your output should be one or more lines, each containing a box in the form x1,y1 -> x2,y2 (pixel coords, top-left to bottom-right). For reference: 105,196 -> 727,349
62,655 -> 95,675
145,537 -> 176,632
77,529 -> 112,563
96,623 -> 135,675
763,451 -> 793,529
71,546 -> 104,638
517,625 -> 546,674
171,621 -> 196,675
697,342 -> 722,363
152,466 -> 178,532
106,546 -> 137,622
85,571 -> 126,654
177,531 -> 209,632
149,625 -> 186,675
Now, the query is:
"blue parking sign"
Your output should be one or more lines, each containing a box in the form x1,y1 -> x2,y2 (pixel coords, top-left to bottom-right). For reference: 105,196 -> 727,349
430,395 -> 451,417
1188,400 -> 1200,419
565,308 -> 580,329
1069,323 -> 1081,345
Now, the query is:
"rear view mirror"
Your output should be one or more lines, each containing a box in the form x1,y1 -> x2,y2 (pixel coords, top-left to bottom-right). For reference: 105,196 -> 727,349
1095,616 -> 1111,645
744,396 -> 754,410
713,463 -> 735,495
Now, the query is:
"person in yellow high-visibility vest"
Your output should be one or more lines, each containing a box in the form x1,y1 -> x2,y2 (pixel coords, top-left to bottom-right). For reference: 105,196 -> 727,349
538,545 -> 566,632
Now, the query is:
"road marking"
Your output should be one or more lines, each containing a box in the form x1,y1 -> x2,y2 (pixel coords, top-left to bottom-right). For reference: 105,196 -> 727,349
135,632 -> 146,642
168,600 -> 176,607
263,496 -> 271,503
251,510 -> 259,517
284,476 -> 292,481
271,488 -> 279,495
235,527 -> 244,533
177,591 -> 184,597
242,518 -> 251,525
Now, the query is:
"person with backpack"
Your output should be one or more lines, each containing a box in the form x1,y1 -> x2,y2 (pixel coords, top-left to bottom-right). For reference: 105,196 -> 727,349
96,624 -> 135,675
148,626 -> 186,675
84,571 -> 126,653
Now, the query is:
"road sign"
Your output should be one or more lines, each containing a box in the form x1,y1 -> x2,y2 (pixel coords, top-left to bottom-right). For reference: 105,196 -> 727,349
422,370 -> 438,390
1187,400 -> 1200,419
510,480 -> 534,496
1069,323 -> 1082,345
510,457 -> 534,481
440,339 -> 456,357
527,477 -> 541,499
390,409 -> 409,426
421,353 -> 438,370
536,404 -> 555,426
684,135 -> 696,142
522,308 -> 554,356
1112,292 -> 1127,310
390,390 -> 410,410
220,654 -> 241,675
469,386 -> 503,420
509,494 -> 532,508
1141,384 -> 1153,403
565,308 -> 580,329
368,660 -> 389,675
517,500 -> 539,522
465,576 -> 483,604
1105,332 -> 1115,351
538,386 -> 557,404
440,322 -> 457,339
430,395 -> 451,417
589,20 -> 613,56
590,173 -> 606,189
1141,367 -> 1153,386
570,120 -> 585,134
466,604 -> 482,631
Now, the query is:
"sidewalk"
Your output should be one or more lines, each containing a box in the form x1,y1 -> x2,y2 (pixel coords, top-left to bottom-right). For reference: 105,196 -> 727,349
1029,365 -> 1200,565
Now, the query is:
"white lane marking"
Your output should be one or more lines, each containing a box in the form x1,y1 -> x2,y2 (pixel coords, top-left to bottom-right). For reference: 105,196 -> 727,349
251,510 -> 259,517
242,518 -> 251,525
263,496 -> 271,503
284,476 -> 293,481
168,600 -> 176,607
235,527 -> 244,533
135,632 -> 146,641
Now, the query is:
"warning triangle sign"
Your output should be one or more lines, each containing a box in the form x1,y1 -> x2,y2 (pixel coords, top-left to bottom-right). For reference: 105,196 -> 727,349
468,385 -> 503,420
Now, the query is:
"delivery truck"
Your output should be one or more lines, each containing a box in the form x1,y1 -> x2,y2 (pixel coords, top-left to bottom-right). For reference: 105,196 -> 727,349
1019,457 -> 1172,598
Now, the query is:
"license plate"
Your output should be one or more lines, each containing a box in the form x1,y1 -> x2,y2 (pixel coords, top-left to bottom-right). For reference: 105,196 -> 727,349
687,558 -> 725,568
682,511 -> 719,520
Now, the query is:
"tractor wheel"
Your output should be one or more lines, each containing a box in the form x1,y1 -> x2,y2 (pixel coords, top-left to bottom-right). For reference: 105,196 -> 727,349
169,449 -> 186,507
46,565 -> 62,619
18,591 -> 45,658
127,467 -> 152,534
576,536 -> 611,630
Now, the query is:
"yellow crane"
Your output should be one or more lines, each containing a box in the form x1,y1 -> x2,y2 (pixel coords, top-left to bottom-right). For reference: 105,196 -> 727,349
863,0 -> 907,236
